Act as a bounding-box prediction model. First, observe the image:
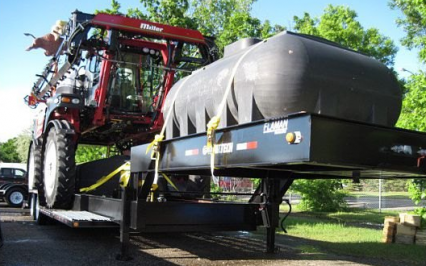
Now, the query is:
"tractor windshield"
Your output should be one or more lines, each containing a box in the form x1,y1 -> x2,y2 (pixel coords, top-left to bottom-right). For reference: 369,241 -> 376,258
108,52 -> 164,114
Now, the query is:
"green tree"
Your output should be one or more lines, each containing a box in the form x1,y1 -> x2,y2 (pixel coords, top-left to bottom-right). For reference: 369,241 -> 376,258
397,73 -> 426,219
290,5 -> 399,211
391,0 -> 426,219
293,5 -> 398,67
75,145 -> 109,164
106,0 -> 284,56
96,0 -> 122,15
390,0 -> 426,62
0,138 -> 21,162
291,179 -> 347,212
397,74 -> 426,131
15,132 -> 31,163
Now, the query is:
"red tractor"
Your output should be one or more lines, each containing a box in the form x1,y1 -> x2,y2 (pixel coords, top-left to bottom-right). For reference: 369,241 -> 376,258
26,11 -> 217,209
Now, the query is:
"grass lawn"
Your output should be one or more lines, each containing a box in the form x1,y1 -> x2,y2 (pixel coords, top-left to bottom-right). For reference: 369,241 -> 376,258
278,209 -> 425,265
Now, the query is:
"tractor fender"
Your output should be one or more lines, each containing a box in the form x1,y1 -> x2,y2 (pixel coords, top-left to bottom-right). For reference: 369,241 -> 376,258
33,104 -> 47,141
43,91 -> 83,135
45,120 -> 75,136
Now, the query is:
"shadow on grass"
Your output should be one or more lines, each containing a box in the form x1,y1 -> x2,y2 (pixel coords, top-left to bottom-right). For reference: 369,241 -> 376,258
274,232 -> 426,266
128,229 -> 426,266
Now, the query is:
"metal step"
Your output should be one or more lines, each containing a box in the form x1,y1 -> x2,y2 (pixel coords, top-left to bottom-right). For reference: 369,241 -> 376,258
41,209 -> 119,228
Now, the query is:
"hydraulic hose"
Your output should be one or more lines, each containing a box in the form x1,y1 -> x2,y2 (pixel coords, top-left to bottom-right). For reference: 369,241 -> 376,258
280,199 -> 292,233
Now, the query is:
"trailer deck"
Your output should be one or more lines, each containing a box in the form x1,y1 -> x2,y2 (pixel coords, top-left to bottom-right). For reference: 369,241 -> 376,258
132,113 -> 426,179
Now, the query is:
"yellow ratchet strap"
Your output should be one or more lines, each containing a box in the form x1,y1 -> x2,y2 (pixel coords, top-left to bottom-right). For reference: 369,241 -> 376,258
206,116 -> 220,177
145,134 -> 164,185
80,162 -> 131,192
145,72 -> 195,186
161,173 -> 179,191
119,170 -> 131,188
205,40 -> 264,179
146,134 -> 164,158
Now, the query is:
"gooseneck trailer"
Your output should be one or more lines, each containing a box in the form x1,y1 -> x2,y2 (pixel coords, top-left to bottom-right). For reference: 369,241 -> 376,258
36,112 -> 426,258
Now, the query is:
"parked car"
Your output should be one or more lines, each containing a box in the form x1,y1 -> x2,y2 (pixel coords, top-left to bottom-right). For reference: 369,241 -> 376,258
0,163 -> 28,207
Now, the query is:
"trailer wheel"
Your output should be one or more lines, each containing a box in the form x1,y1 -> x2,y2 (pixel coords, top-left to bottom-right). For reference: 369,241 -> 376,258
28,140 -> 45,205
43,126 -> 76,209
30,193 -> 36,219
31,193 -> 49,225
5,187 -> 26,207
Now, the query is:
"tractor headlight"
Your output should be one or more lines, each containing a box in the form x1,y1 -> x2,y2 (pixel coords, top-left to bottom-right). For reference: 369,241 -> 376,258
71,98 -> 80,104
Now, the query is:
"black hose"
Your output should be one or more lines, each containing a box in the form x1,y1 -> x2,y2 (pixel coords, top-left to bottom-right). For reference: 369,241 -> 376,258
280,199 -> 292,233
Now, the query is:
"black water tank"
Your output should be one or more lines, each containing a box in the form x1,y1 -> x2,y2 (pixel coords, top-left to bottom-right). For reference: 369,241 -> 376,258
164,31 -> 401,138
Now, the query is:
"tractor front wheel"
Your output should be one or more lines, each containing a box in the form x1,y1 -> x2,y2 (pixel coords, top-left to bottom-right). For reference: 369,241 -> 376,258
43,126 -> 76,209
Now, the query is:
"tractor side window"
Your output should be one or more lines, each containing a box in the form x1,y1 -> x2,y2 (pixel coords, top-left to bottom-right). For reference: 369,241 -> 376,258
87,53 -> 101,86
173,42 -> 204,66
82,51 -> 103,107
173,42 -> 207,81
108,52 -> 165,114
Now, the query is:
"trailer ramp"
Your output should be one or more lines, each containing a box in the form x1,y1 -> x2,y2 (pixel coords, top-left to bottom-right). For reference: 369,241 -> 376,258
40,209 -> 118,228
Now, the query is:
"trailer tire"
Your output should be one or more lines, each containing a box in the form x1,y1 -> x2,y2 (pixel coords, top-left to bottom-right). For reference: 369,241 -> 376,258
31,193 -> 49,225
5,186 -> 26,207
28,140 -> 45,206
43,126 -> 76,209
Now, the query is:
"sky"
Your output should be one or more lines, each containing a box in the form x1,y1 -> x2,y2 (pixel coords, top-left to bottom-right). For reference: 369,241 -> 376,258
0,0 -> 422,143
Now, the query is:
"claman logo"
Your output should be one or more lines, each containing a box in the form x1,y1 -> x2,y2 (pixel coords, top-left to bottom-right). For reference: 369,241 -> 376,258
140,23 -> 164,32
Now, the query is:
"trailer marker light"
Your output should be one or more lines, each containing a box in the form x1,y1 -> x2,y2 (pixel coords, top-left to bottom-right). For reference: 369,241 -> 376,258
185,149 -> 199,156
286,132 -> 295,143
73,222 -> 80,227
286,131 -> 302,144
236,141 -> 258,151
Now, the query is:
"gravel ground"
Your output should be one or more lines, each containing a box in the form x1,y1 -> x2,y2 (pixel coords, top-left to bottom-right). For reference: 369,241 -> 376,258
0,205 -> 423,266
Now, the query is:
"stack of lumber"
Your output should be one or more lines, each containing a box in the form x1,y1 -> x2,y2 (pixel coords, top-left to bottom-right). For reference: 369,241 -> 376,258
382,216 -> 398,243
383,213 -> 422,245
415,229 -> 426,246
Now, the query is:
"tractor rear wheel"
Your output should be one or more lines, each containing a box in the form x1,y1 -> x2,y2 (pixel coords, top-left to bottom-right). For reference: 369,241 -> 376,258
43,126 -> 76,209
